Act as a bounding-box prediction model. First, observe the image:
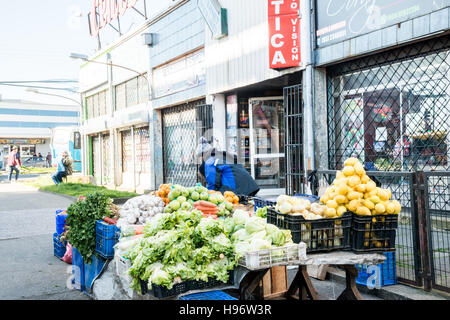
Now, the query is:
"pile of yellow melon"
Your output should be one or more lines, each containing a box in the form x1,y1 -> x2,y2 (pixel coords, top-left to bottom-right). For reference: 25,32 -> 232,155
320,157 -> 402,217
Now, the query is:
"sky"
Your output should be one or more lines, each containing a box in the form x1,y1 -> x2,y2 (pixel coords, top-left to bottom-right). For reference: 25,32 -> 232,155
0,0 -> 174,106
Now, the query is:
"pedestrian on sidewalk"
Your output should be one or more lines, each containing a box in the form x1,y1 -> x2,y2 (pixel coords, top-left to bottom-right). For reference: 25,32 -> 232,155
46,152 -> 52,168
7,146 -> 21,182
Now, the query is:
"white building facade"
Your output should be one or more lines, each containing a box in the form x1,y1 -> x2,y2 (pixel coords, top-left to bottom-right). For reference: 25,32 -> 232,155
0,98 -> 79,168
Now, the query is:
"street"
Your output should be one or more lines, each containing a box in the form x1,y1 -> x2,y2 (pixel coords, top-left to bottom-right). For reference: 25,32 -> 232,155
0,180 -> 89,300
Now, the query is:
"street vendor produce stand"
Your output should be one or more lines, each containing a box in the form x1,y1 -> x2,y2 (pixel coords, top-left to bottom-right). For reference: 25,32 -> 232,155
238,251 -> 386,300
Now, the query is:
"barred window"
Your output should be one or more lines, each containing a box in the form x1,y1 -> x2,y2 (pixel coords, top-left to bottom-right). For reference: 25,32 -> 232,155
115,83 -> 126,111
85,90 -> 108,120
327,37 -> 450,172
115,73 -> 149,110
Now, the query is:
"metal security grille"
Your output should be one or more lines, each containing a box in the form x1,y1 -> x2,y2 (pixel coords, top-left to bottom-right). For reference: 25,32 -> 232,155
284,84 -> 304,195
92,135 -> 101,183
424,171 -> 450,292
101,134 -> 111,185
121,129 -> 132,173
162,100 -> 212,186
327,36 -> 450,172
327,35 -> 450,290
135,126 -> 150,174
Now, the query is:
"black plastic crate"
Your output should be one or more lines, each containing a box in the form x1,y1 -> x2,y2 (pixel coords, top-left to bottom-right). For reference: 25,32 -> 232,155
142,271 -> 234,299
351,213 -> 398,253
267,208 -> 352,253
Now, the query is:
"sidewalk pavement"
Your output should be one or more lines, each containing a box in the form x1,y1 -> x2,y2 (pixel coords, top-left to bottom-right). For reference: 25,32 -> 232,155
0,181 -> 89,300
321,267 -> 449,300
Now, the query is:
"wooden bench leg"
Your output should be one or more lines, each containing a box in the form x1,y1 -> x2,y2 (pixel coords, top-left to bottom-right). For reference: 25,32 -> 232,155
286,266 -> 319,300
239,269 -> 269,300
337,265 -> 363,300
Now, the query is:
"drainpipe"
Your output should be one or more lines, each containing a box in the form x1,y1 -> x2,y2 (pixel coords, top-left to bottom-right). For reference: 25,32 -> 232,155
107,52 -> 116,187
301,0 -> 316,181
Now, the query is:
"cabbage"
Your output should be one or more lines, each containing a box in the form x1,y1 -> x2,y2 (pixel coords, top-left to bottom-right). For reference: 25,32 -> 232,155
269,229 -> 286,246
249,238 -> 272,251
233,210 -> 250,226
231,229 -> 251,242
222,218 -> 235,235
149,268 -> 172,289
249,230 -> 266,240
234,242 -> 250,258
245,216 -> 266,234
265,223 -> 278,235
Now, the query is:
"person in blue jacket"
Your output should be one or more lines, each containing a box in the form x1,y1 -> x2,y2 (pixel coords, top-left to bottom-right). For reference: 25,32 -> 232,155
195,137 -> 260,196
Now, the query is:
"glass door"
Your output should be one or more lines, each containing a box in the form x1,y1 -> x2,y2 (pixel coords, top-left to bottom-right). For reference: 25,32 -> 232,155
249,97 -> 285,195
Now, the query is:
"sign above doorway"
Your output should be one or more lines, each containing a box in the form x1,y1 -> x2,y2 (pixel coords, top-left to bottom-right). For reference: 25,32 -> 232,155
268,0 -> 301,69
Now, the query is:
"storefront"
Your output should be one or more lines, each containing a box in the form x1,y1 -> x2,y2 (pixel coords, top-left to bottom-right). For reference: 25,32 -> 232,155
148,0 -> 210,187
313,1 -> 450,173
205,0 -> 305,196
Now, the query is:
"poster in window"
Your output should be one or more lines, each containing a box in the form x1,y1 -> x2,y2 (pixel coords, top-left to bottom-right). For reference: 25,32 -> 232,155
343,96 -> 364,161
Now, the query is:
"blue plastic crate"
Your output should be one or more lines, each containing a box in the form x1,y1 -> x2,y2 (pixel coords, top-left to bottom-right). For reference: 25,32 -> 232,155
72,247 -> 85,292
293,193 -> 320,203
179,290 -> 237,300
95,220 -> 120,259
53,233 -> 67,259
55,210 -> 68,235
84,254 -> 107,293
253,197 -> 276,212
355,251 -> 397,287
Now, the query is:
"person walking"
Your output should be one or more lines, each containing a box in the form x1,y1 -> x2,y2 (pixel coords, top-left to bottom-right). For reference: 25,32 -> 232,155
7,146 -> 21,182
46,152 -> 52,168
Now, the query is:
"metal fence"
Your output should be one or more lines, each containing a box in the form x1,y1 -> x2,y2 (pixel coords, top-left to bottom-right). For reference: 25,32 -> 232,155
162,100 -> 212,186
312,169 -> 449,292
424,171 -> 450,292
284,84 -> 305,195
326,35 -> 450,173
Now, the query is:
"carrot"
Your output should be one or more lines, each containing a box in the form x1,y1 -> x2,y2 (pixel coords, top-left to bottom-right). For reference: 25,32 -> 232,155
194,200 -> 218,208
103,217 -> 117,225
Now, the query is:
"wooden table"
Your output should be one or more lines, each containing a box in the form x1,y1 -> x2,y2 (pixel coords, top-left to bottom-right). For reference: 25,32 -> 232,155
239,251 -> 386,300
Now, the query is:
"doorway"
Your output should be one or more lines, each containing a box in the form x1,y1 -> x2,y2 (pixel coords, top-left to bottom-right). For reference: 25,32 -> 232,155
249,97 -> 285,196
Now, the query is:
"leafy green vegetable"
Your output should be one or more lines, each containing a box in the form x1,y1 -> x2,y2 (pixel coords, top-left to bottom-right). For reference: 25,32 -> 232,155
65,192 -> 114,264
126,210 -> 237,292
256,206 -> 268,218
245,216 -> 266,234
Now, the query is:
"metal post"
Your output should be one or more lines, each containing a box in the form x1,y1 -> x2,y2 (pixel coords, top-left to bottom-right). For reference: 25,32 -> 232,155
132,126 -> 136,192
416,171 -> 432,291
107,52 -> 116,187
301,0 -> 316,186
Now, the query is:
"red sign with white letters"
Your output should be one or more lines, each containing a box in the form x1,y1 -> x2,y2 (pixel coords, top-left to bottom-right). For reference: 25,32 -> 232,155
268,0 -> 301,69
89,0 -> 139,37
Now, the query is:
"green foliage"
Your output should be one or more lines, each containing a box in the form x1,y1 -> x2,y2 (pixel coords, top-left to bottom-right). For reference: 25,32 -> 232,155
65,192 -> 114,264
126,210 -> 237,292
40,183 -> 138,198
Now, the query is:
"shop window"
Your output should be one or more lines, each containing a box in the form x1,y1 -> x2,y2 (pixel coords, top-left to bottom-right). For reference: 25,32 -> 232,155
327,38 -> 450,171
115,83 -> 126,111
